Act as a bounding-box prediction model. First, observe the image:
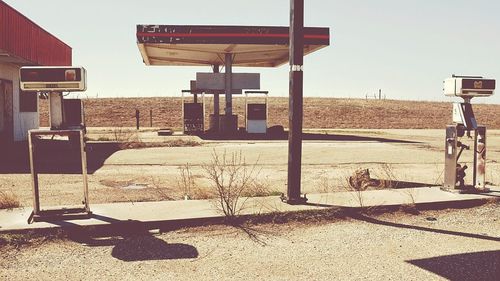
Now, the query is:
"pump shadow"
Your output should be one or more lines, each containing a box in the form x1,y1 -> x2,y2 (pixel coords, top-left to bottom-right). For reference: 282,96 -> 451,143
49,215 -> 199,262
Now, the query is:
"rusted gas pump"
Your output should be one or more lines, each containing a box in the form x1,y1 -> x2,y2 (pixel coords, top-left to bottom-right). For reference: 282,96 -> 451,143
443,75 -> 495,192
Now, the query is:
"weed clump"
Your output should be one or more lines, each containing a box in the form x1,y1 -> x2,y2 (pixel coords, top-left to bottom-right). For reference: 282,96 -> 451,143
0,191 -> 20,210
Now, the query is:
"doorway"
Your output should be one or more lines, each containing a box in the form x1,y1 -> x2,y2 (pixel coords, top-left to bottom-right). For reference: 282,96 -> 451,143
0,79 -> 14,144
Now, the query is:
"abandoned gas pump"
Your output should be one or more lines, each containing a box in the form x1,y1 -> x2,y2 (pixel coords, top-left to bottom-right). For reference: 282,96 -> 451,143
20,66 -> 90,223
443,75 -> 495,192
244,90 -> 269,134
181,89 -> 205,135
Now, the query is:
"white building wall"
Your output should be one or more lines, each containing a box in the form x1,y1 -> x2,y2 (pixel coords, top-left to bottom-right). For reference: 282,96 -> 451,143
0,62 -> 39,141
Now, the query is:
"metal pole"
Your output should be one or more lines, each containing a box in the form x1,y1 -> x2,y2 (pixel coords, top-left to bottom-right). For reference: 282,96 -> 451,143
29,131 -> 40,216
225,53 -> 233,133
135,109 -> 140,130
286,0 -> 307,204
150,109 -> 153,127
79,130 -> 90,213
213,64 -> 220,132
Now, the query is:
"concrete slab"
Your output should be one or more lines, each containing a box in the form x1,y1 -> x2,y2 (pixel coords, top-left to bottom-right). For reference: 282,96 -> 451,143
1,186 -> 498,233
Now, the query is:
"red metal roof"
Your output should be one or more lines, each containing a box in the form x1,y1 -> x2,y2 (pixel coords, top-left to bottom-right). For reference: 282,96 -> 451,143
0,1 -> 71,66
137,25 -> 330,67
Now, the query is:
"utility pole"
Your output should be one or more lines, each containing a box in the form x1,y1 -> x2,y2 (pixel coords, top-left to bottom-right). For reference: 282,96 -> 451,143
286,0 -> 307,204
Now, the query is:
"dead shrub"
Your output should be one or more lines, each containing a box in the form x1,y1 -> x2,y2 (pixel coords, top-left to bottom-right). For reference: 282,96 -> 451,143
341,169 -> 374,211
190,187 -> 213,200
373,164 -> 399,189
202,150 -> 261,219
0,191 -> 21,210
401,189 -> 420,215
241,178 -> 275,197
111,127 -> 145,149
177,163 -> 196,200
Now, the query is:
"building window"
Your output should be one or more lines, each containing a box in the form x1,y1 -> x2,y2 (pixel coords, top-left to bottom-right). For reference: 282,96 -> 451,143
19,91 -> 38,112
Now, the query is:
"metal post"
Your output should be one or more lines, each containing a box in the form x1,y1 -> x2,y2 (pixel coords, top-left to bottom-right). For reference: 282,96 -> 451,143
224,53 -> 233,133
135,109 -> 140,130
213,64 -> 220,132
265,92 -> 269,133
181,91 -> 185,134
79,130 -> 90,212
29,131 -> 40,215
49,92 -> 64,130
474,126 -> 487,189
286,0 -> 307,204
150,109 -> 153,127
444,125 -> 458,189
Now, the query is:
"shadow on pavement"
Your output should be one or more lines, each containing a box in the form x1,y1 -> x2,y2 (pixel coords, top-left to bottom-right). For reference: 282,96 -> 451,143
0,141 -> 120,174
371,179 -> 441,189
50,215 -> 199,262
0,131 -> 420,174
200,131 -> 421,144
111,238 -> 198,262
407,250 -> 500,281
351,213 -> 500,243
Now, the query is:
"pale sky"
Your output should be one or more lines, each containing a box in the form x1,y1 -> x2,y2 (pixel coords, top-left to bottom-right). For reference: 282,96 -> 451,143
5,0 -> 500,104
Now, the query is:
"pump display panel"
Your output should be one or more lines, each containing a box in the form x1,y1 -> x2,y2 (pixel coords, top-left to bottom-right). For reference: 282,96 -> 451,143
20,67 -> 87,92
444,77 -> 495,97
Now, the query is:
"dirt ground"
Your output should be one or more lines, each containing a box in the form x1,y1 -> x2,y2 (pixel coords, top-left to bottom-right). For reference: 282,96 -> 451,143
39,97 -> 500,130
1,129 -> 499,209
1,203 -> 499,280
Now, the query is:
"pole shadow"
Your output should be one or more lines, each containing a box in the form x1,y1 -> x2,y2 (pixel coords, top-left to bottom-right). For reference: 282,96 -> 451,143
199,131 -> 420,144
350,213 -> 500,243
407,250 -> 500,281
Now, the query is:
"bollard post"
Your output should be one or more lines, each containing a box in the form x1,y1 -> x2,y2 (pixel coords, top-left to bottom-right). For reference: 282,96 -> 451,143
135,109 -> 140,130
150,109 -> 153,127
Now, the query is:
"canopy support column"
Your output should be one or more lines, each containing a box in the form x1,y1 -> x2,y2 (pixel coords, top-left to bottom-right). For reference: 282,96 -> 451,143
222,53 -> 235,134
213,64 -> 220,132
224,53 -> 233,117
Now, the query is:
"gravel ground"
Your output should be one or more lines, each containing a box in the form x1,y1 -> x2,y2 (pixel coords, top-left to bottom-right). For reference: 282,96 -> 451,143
1,203 -> 499,280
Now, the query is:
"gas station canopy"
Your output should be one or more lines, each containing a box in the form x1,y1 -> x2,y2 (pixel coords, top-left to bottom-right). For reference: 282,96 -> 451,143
136,25 -> 330,67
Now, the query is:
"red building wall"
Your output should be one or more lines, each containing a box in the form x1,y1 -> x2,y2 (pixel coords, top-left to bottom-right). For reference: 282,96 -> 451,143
0,1 -> 71,66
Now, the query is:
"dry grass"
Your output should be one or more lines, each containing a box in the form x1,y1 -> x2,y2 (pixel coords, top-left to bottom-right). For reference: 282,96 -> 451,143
117,139 -> 201,150
0,191 -> 21,210
96,127 -> 201,149
39,97 -> 500,129
373,164 -> 400,189
177,163 -> 195,200
401,189 -> 420,215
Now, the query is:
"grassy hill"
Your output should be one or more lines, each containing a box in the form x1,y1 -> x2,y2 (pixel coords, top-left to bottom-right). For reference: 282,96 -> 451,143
39,97 -> 500,129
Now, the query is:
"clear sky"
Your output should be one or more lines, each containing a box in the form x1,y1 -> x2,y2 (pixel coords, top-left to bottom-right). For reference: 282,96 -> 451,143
4,0 -> 500,104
